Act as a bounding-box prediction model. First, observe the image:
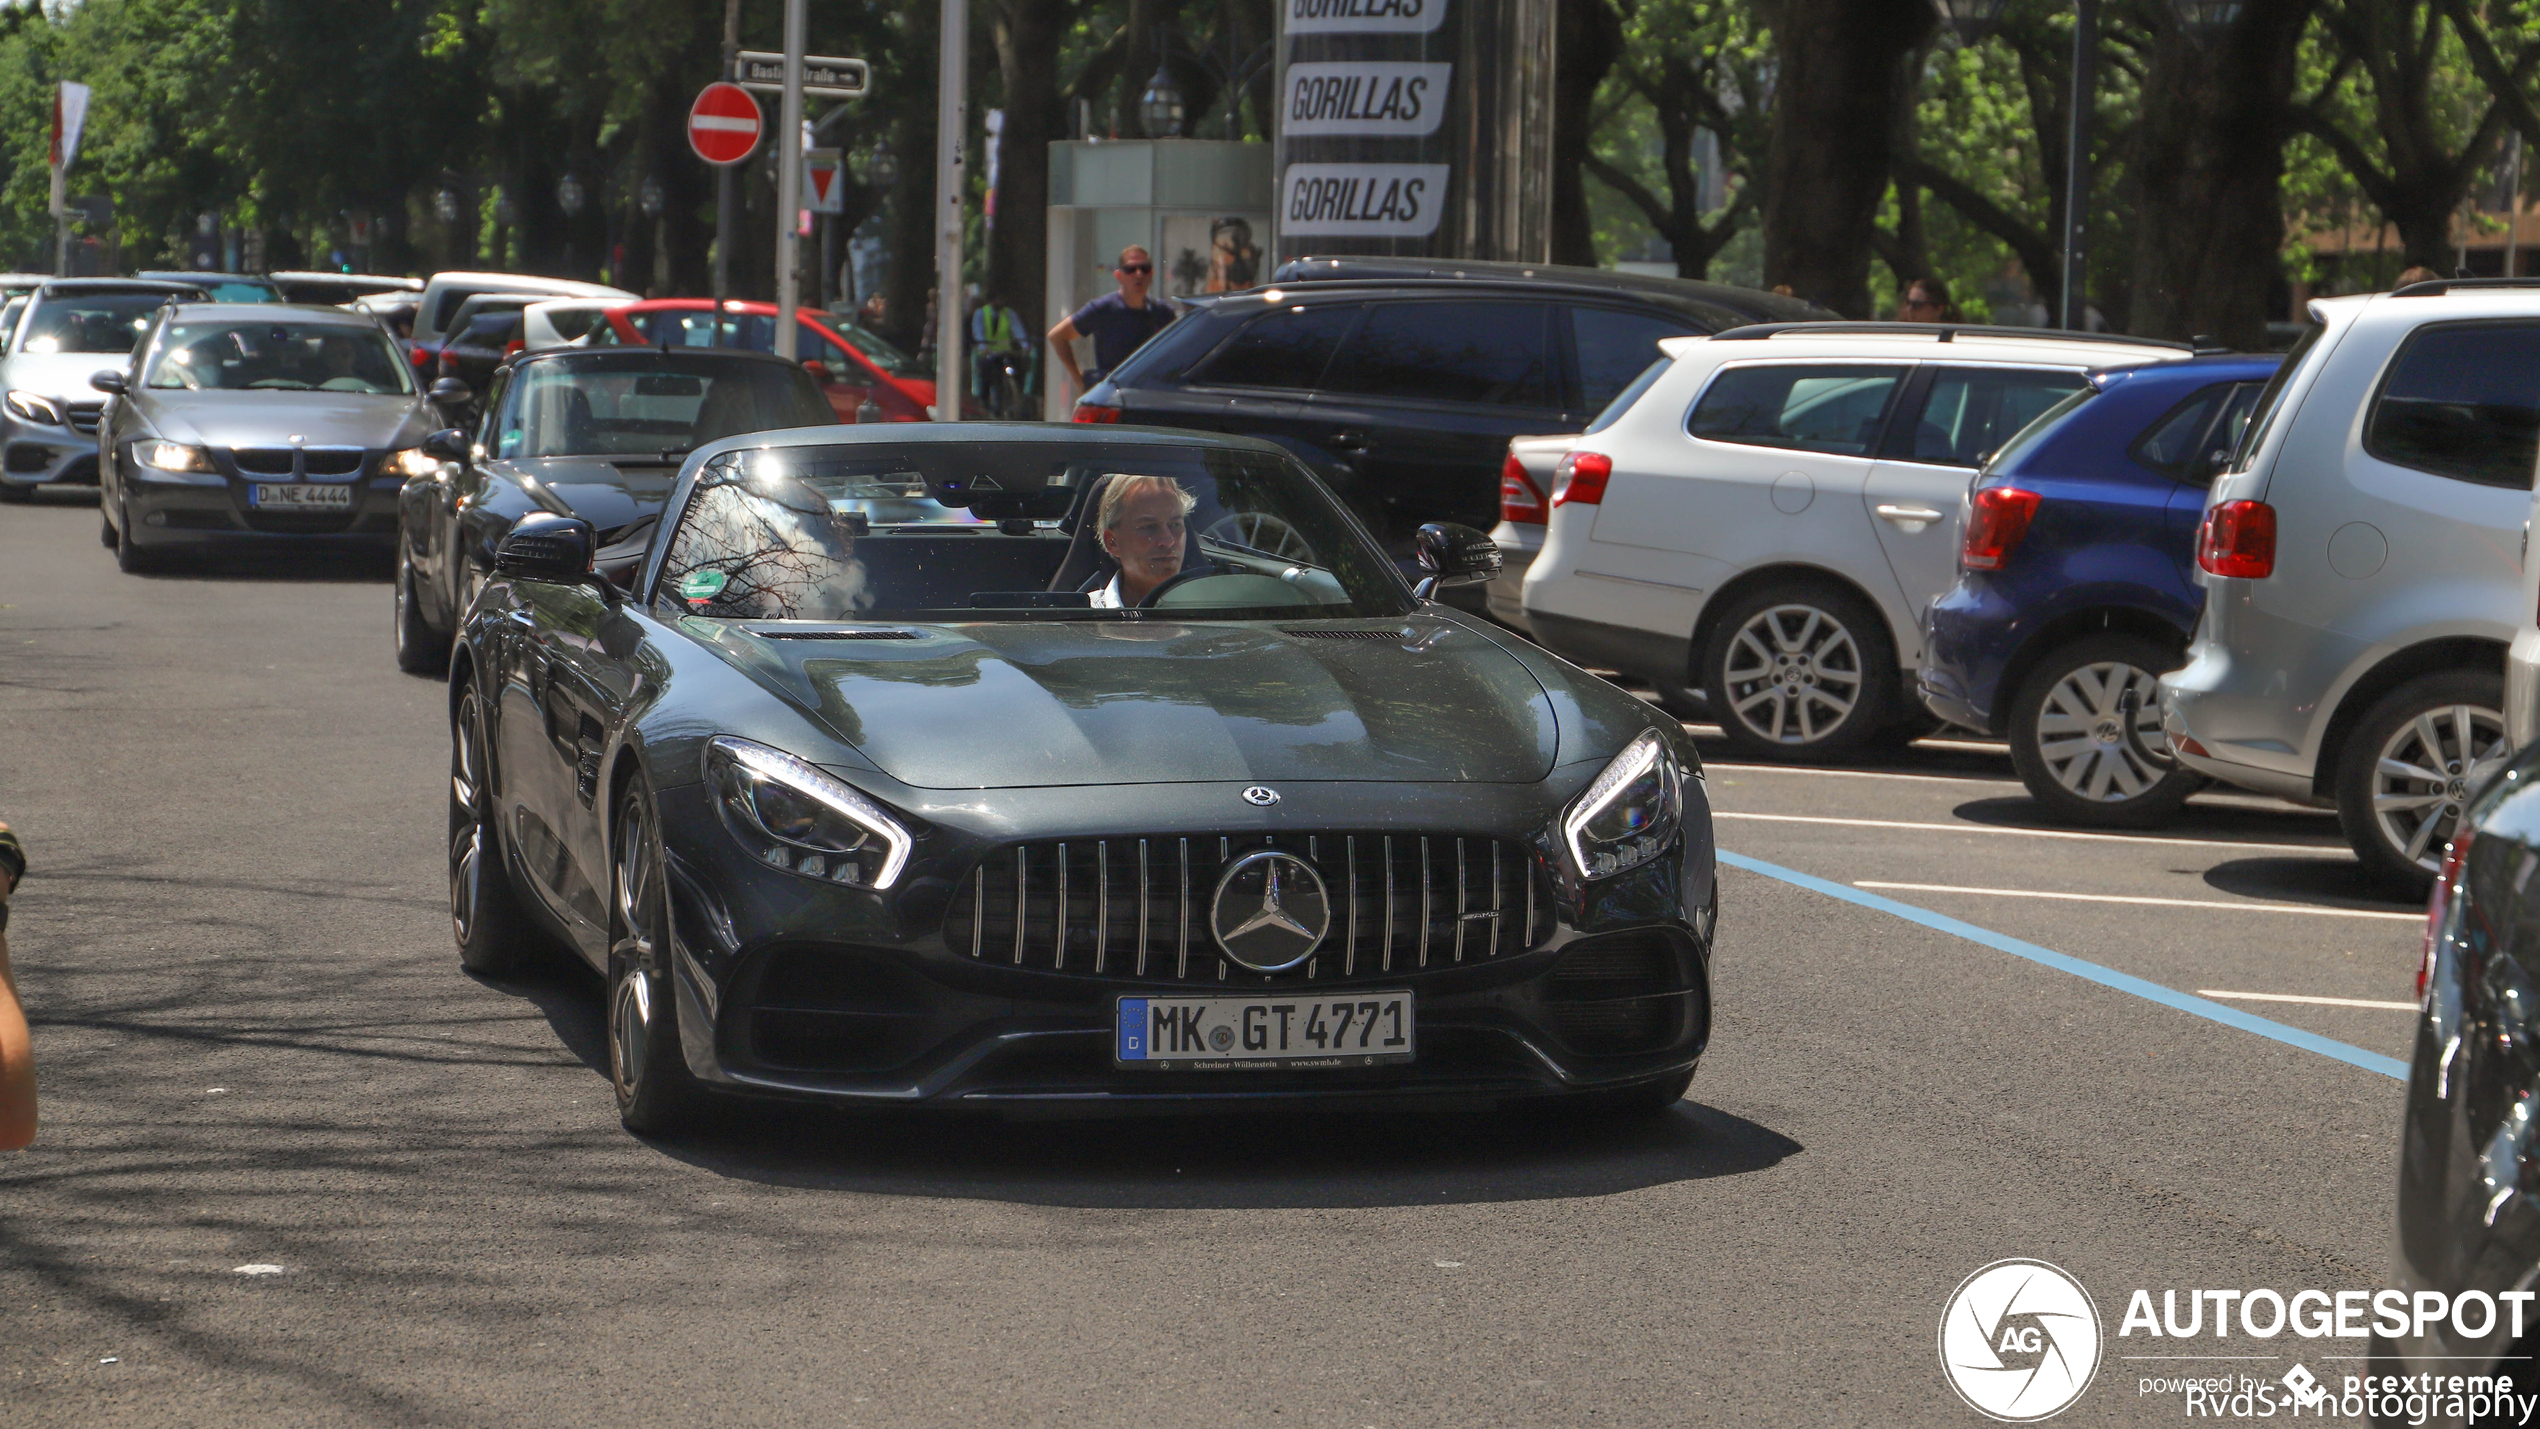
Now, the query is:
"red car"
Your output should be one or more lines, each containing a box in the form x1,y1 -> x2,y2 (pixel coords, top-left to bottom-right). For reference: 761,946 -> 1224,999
591,299 -> 956,422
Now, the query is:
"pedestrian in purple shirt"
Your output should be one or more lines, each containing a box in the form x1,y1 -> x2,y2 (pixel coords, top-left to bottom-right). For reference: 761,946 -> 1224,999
1047,244 -> 1177,399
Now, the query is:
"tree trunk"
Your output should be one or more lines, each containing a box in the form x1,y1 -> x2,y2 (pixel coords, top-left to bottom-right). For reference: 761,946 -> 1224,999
1550,0 -> 1623,266
882,101 -> 940,353
988,0 -> 1071,331
2127,0 -> 2318,345
1115,0 -> 1188,137
1759,0 -> 1934,317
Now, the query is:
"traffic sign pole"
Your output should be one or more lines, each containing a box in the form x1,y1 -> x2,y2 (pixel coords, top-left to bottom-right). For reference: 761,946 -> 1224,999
934,0 -> 967,421
775,0 -> 806,361
714,0 -> 739,322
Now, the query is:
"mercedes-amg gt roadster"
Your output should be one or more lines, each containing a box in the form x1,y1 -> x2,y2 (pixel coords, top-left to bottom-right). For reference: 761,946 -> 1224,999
446,424 -> 1718,1132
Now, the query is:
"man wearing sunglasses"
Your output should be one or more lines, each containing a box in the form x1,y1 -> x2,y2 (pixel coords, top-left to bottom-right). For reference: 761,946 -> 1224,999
1047,244 -> 1177,400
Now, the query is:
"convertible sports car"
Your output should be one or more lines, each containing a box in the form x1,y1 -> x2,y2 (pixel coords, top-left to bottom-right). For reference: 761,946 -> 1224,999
393,346 -> 836,673
448,424 -> 1718,1131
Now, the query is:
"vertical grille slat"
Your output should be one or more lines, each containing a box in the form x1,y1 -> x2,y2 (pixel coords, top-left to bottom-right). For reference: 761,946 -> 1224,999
946,832 -> 1554,984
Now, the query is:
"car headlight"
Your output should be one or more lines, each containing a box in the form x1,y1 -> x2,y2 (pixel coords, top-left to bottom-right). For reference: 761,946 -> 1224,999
138,440 -> 218,473
705,736 -> 914,890
386,447 -> 444,480
4,390 -> 63,426
1562,728 -> 1684,880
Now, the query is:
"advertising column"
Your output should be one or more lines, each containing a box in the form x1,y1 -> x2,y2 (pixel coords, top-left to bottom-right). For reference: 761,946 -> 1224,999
1272,0 -> 1553,265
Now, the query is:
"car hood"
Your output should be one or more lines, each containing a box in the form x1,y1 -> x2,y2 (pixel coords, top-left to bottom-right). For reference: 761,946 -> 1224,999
504,456 -> 681,537
3,352 -> 132,403
138,390 -> 432,450
704,615 -> 1560,789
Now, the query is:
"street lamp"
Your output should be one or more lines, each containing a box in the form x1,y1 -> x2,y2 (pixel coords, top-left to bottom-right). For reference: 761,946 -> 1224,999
638,174 -> 664,221
1139,59 -> 1186,139
857,141 -> 899,191
434,185 -> 459,224
556,172 -> 586,218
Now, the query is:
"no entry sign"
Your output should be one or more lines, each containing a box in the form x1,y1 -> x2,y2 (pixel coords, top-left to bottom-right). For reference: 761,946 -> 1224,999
688,83 -> 763,166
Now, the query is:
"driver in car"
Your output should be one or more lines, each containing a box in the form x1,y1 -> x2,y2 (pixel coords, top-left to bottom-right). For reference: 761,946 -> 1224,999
1088,474 -> 1195,608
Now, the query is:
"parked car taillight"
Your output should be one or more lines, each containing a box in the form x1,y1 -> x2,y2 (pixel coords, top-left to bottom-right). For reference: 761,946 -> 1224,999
2421,827 -> 2474,998
1500,453 -> 1547,525
1072,402 -> 1121,424
502,339 -> 524,358
1960,487 -> 2041,571
2197,499 -> 2276,579
1550,451 -> 1612,508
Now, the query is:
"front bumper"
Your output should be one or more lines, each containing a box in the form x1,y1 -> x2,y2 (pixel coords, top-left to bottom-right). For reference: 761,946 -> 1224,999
648,774 -> 1718,1111
1,414 -> 99,490
122,463 -> 400,550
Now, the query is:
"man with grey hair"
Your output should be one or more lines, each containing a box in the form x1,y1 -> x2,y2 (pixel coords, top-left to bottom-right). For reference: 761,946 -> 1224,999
1087,474 -> 1197,608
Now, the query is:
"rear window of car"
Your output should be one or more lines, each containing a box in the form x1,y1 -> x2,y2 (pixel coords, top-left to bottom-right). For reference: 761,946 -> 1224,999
2131,380 -> 2266,480
1687,363 -> 1907,456
1320,301 -> 1552,408
1584,356 -> 1673,435
1571,307 -> 1700,414
2364,320 -> 2540,489
1188,304 -> 1359,390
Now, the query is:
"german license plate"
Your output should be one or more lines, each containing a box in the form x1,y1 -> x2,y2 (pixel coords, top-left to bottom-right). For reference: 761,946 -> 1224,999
249,483 -> 353,509
1117,991 -> 1413,1068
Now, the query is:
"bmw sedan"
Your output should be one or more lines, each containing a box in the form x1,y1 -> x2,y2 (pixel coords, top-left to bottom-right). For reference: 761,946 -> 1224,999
96,303 -> 438,572
447,425 -> 1718,1132
394,345 -> 836,673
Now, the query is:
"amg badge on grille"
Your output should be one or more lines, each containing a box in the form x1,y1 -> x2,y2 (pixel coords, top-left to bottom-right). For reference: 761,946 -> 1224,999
1241,786 -> 1279,806
1209,850 -> 1329,972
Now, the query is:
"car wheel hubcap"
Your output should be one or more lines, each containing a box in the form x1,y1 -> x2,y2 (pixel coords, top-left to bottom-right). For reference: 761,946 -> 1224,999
611,802 -> 659,1095
2373,703 -> 2509,871
1722,604 -> 1862,744
2032,661 -> 2173,802
448,697 -> 485,943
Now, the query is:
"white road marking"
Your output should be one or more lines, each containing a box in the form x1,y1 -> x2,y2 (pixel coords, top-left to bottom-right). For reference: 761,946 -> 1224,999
1716,810 -> 2341,854
232,1263 -> 285,1276
1705,762 -> 2020,787
1853,881 -> 2423,921
2195,989 -> 2418,1011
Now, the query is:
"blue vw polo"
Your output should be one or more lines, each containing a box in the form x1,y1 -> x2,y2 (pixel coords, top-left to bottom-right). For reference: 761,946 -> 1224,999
1920,353 -> 2280,826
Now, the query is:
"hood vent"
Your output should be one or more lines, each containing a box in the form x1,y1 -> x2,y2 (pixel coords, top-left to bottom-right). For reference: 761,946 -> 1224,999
1279,627 -> 1406,641
763,628 -> 922,641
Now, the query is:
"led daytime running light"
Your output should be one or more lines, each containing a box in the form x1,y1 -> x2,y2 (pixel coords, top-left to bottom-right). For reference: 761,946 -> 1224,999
706,736 -> 913,890
5,390 -> 63,426
1563,728 -> 1681,880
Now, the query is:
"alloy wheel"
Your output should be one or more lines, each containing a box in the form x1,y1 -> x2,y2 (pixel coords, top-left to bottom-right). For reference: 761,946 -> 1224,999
2371,703 -> 2510,870
609,798 -> 662,1100
448,693 -> 490,944
2030,661 -> 2174,802
1207,511 -> 1313,561
1720,603 -> 1864,744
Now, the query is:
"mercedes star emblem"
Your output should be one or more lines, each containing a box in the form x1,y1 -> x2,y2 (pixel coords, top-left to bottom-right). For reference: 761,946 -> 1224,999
1242,786 -> 1279,806
1208,850 -> 1331,973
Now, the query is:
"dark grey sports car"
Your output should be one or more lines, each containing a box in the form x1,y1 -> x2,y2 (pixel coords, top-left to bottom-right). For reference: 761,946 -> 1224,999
449,424 -> 1717,1133
95,302 -> 436,572
391,345 -> 834,673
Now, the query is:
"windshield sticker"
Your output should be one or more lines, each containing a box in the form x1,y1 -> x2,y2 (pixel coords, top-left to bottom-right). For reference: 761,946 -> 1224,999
678,569 -> 730,602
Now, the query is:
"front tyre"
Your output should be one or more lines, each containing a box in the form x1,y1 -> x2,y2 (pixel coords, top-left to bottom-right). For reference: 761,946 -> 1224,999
449,685 -> 545,975
2336,671 -> 2510,898
1702,583 -> 1892,759
394,554 -> 450,675
608,772 -> 710,1136
2007,634 -> 2197,828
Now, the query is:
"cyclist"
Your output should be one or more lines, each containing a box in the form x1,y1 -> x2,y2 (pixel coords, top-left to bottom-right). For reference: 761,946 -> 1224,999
971,289 -> 1030,418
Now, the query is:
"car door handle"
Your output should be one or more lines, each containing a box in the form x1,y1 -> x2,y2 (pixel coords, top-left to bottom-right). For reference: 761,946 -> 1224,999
1875,503 -> 1946,530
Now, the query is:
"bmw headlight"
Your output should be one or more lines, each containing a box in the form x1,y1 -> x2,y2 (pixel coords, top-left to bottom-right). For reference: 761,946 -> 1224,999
1562,728 -> 1684,880
705,736 -> 914,890
138,440 -> 218,473
386,446 -> 444,479
5,390 -> 63,426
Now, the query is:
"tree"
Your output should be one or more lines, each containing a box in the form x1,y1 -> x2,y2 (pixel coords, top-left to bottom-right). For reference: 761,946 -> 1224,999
1578,0 -> 1769,280
1759,0 -> 1939,315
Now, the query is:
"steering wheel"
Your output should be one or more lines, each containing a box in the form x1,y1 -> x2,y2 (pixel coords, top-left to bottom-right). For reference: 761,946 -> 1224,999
1139,566 -> 1221,608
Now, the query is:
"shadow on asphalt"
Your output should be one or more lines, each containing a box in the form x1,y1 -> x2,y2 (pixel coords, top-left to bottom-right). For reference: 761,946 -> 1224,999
484,960 -> 1803,1211
1948,795 -> 2349,848
2201,856 -> 2418,913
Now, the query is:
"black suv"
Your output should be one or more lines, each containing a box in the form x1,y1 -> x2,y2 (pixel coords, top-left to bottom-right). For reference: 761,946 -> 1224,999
1075,257 -> 1827,539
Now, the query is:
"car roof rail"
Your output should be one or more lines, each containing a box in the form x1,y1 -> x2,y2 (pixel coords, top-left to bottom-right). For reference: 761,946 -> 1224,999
1706,320 -> 2195,352
2390,276 -> 2540,296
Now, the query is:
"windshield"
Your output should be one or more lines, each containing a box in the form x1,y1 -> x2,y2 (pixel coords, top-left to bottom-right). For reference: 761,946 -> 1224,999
197,279 -> 283,303
654,441 -> 1412,622
144,319 -> 414,394
20,293 -> 173,355
496,355 -> 834,459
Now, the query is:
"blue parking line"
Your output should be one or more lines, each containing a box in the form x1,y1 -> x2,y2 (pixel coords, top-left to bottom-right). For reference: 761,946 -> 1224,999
1717,850 -> 2412,1082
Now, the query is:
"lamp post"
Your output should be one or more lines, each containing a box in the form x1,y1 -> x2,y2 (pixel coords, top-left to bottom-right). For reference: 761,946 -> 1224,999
1139,57 -> 1186,139
638,175 -> 664,221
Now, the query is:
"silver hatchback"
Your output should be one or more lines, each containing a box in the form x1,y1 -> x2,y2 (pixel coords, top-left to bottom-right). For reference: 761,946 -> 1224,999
2160,281 -> 2539,894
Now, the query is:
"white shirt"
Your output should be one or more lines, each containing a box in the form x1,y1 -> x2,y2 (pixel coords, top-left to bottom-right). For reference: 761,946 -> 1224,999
1087,574 -> 1124,609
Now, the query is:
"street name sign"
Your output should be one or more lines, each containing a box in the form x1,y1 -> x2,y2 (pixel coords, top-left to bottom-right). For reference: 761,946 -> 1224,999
733,52 -> 870,100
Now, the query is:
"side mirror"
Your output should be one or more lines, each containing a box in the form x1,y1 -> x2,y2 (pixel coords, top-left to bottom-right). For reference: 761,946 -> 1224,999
1412,522 -> 1503,600
854,398 -> 883,424
89,369 -> 126,396
802,359 -> 831,383
494,513 -> 597,586
421,427 -> 470,461
429,377 -> 472,409
2193,447 -> 2232,482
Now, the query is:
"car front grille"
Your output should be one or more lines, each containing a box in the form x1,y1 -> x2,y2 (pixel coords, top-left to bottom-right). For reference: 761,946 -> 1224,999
63,401 -> 102,435
943,832 -> 1551,984
233,447 -> 296,475
229,446 -> 365,476
301,447 -> 365,476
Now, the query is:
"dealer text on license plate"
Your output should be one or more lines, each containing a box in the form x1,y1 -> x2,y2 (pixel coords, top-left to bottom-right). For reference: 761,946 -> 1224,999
1117,991 -> 1412,1068
250,483 -> 353,509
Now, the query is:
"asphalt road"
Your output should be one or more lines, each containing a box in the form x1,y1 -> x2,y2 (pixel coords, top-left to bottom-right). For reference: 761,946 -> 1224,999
0,490 -> 2418,1427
